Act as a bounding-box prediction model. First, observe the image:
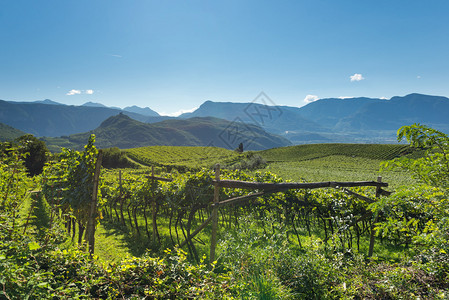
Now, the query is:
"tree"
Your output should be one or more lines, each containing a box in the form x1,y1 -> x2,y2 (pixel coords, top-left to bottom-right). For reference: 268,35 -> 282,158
16,134 -> 49,176
381,123 -> 449,188
373,124 -> 449,253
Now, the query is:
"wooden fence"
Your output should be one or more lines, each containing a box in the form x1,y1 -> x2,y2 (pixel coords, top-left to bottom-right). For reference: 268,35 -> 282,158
147,164 -> 390,263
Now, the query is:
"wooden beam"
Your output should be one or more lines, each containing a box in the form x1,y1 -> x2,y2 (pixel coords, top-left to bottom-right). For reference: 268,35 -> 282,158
179,214 -> 213,248
368,176 -> 383,257
342,188 -> 375,204
211,191 -> 265,208
210,164 -> 220,263
213,179 -> 388,190
87,150 -> 103,256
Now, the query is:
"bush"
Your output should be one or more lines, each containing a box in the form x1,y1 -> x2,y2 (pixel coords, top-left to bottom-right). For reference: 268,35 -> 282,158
102,147 -> 134,169
228,153 -> 267,170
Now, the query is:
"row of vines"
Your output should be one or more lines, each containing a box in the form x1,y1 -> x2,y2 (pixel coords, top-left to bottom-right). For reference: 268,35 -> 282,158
2,124 -> 449,298
37,133 -> 389,261
37,133 -> 443,263
99,167 -> 391,262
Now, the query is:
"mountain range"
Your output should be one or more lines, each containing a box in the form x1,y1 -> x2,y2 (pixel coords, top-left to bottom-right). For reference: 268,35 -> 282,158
1,93 -> 449,148
41,114 -> 291,151
179,93 -> 449,143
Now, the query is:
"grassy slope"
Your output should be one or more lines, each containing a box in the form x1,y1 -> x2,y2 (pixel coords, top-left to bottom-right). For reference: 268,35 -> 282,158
0,122 -> 25,141
125,145 -> 243,170
258,143 -> 413,162
258,143 -> 419,188
120,143 -> 419,187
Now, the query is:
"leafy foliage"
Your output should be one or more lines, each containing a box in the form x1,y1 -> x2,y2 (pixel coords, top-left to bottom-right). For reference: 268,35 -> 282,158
2,125 -> 449,299
374,124 -> 449,282
1,134 -> 49,176
226,152 -> 267,170
16,134 -> 49,176
40,134 -> 100,246
101,147 -> 134,169
0,147 -> 31,233
382,123 -> 449,188
1,238 -> 236,299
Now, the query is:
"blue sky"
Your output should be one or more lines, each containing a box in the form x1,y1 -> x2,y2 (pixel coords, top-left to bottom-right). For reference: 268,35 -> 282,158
1,1 -> 449,115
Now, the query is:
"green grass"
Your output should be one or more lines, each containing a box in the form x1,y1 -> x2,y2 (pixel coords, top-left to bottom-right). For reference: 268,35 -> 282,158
93,207 -> 216,263
125,145 -> 243,170
257,144 -> 420,189
259,143 -> 415,162
262,155 -> 416,189
93,223 -> 134,262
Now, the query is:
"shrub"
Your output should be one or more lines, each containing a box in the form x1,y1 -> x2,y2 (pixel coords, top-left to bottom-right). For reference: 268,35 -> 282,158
101,147 -> 135,169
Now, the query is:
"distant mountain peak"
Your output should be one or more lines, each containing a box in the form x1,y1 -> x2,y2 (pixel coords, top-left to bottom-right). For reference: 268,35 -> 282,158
123,105 -> 159,116
390,93 -> 449,102
34,99 -> 64,105
82,101 -> 108,108
98,113 -> 134,128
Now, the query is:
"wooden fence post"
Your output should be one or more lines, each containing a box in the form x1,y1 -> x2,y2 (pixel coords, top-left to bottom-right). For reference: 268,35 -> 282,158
368,176 -> 382,257
151,166 -> 159,243
375,176 -> 382,198
87,150 -> 103,256
210,164 -> 220,263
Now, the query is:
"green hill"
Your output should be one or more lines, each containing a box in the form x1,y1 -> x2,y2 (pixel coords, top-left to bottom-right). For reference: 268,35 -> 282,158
0,122 -> 25,141
259,143 -> 414,162
125,146 -> 242,170
257,143 -> 420,187
43,113 -> 291,151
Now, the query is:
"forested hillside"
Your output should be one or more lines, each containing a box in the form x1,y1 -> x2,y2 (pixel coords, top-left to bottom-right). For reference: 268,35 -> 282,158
0,122 -> 25,141
42,114 -> 291,151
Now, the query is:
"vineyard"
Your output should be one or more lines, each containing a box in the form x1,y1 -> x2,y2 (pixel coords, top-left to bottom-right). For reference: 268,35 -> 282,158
124,146 -> 243,170
1,125 -> 449,299
258,144 -> 421,188
259,143 -> 417,162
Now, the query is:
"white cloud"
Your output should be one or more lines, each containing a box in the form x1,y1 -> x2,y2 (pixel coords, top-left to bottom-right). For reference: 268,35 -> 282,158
66,89 -> 94,95
350,73 -> 365,82
338,96 -> 353,99
161,107 -> 198,117
303,94 -> 319,103
417,75 -> 421,79
66,89 -> 81,96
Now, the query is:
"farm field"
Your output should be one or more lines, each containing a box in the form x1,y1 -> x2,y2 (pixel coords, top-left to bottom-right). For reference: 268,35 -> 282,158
258,143 -> 418,189
124,145 -> 243,171
2,132 -> 448,299
262,155 -> 416,189
258,143 -> 414,162
90,143 -> 420,267
122,143 -> 418,189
